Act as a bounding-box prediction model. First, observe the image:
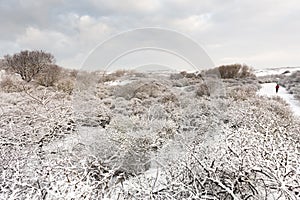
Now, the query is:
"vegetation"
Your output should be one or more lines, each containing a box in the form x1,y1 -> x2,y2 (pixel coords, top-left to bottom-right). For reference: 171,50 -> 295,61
1,50 -> 77,94
280,71 -> 300,100
207,64 -> 255,79
36,64 -> 62,87
0,52 -> 299,199
4,50 -> 55,82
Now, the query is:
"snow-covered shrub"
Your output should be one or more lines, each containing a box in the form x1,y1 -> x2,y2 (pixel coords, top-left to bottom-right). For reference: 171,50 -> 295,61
99,74 -> 117,83
195,82 -> 210,97
177,71 -> 202,79
75,97 -> 112,128
0,76 -> 23,93
35,64 -> 62,87
224,78 -> 260,101
289,71 -> 300,79
171,78 -> 191,87
69,69 -> 78,78
258,74 -> 285,84
1,70 -> 299,199
113,79 -> 172,101
55,78 -> 74,94
133,82 -> 169,100
208,64 -> 255,79
96,84 -> 114,99
0,89 -> 83,199
169,73 -> 184,80
158,93 -> 179,105
113,82 -> 139,100
280,71 -> 300,100
109,131 -> 153,175
227,85 -> 257,100
113,89 -> 299,199
110,69 -> 128,77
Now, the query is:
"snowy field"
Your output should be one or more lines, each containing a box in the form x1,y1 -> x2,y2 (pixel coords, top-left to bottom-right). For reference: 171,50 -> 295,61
255,66 -> 300,77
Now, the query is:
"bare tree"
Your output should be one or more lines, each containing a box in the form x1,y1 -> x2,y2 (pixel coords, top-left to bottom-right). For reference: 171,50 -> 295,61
4,50 -> 55,82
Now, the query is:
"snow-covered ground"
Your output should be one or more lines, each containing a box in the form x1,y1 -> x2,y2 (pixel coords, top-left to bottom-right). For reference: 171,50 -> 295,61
258,82 -> 300,116
255,66 -> 300,77
105,79 -> 133,86
0,70 -> 5,80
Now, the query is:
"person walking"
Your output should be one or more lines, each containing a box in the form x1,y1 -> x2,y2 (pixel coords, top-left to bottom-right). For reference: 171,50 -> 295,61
275,83 -> 279,93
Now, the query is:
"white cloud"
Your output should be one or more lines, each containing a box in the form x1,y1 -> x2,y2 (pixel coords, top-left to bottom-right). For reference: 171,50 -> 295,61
13,14 -> 115,68
172,14 -> 212,32
1,0 -> 300,68
17,27 -> 69,49
88,0 -> 161,14
76,15 -> 112,44
219,50 -> 300,68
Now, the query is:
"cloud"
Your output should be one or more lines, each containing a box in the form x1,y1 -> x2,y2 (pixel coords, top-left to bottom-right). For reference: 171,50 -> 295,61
172,14 -> 212,32
1,0 -> 300,68
76,15 -> 113,43
13,14 -> 114,67
0,0 -> 63,37
87,0 -> 162,14
220,50 -> 300,68
17,27 -> 68,50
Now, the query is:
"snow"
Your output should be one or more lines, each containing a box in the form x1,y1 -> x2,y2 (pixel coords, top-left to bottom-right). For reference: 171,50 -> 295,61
122,167 -> 167,192
255,67 -> 300,77
0,70 -> 5,80
2,70 -> 300,199
105,79 -> 133,86
257,82 -> 300,116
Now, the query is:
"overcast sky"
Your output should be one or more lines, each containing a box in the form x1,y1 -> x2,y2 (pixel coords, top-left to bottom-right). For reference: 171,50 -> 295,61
1,0 -> 300,69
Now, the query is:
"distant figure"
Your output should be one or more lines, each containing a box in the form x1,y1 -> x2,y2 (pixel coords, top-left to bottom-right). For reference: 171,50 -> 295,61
275,84 -> 279,93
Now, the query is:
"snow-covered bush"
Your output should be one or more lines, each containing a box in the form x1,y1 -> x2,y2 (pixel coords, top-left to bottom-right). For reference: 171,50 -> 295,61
0,76 -> 23,93
35,64 -> 62,87
117,95 -> 299,199
280,71 -> 300,100
195,82 -> 210,97
170,72 -> 184,80
0,89 -> 79,199
227,85 -> 257,101
133,82 -> 168,99
113,82 -> 139,100
171,78 -> 192,87
55,78 -> 75,95
208,64 -> 255,79
1,71 -> 299,199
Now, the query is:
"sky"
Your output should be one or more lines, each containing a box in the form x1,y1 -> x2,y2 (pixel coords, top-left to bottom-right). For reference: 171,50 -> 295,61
1,0 -> 300,69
